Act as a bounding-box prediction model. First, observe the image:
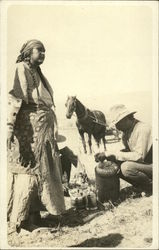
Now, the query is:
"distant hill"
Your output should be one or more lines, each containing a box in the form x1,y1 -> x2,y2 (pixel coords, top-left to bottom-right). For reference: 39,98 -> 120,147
55,91 -> 152,129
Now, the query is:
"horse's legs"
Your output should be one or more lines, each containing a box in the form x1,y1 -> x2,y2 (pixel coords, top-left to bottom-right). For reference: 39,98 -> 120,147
88,134 -> 92,154
102,136 -> 106,151
95,139 -> 100,149
79,131 -> 87,154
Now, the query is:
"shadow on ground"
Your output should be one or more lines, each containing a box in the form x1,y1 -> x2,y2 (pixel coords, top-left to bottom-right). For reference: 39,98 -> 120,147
36,185 -> 152,230
118,185 -> 152,203
41,209 -> 104,228
70,233 -> 124,247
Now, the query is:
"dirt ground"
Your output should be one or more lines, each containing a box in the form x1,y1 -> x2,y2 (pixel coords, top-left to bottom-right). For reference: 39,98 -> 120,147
7,128 -> 153,248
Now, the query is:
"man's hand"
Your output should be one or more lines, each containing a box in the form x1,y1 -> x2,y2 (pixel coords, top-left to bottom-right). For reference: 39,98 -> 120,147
7,131 -> 14,150
105,151 -> 116,162
94,152 -> 106,162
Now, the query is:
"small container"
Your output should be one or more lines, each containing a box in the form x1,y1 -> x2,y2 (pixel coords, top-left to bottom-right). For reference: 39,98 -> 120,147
70,196 -> 77,208
86,191 -> 98,210
75,195 -> 86,210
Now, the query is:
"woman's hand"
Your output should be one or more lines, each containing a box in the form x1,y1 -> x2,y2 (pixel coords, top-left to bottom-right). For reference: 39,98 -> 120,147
105,151 -> 116,162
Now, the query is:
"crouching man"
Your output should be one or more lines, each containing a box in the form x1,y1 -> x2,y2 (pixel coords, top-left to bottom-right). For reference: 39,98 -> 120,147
55,134 -> 78,193
95,104 -> 152,193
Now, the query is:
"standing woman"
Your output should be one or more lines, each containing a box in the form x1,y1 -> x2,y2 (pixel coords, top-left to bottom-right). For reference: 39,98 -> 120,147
7,39 -> 65,232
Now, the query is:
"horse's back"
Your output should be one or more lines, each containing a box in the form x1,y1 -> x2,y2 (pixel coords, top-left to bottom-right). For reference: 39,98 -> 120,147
76,108 -> 107,137
91,110 -> 106,124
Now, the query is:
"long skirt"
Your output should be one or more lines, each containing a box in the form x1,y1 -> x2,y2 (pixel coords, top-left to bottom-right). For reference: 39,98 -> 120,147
7,106 -> 65,227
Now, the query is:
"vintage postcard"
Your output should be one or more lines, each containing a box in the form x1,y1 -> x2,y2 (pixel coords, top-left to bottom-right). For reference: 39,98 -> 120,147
0,1 -> 158,249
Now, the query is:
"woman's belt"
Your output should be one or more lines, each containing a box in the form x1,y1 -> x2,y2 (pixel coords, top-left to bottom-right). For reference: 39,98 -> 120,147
21,102 -> 51,111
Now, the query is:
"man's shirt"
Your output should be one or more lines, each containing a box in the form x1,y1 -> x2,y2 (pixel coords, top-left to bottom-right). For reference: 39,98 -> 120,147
115,121 -> 152,162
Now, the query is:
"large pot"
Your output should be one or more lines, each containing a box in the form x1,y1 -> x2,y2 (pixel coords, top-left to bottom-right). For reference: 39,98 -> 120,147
95,161 -> 120,203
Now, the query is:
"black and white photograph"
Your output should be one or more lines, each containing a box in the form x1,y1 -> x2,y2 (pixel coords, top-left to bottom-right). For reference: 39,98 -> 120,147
0,1 -> 158,249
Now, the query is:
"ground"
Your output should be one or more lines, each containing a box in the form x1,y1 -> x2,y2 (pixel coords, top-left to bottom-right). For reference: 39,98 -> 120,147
8,128 -> 153,248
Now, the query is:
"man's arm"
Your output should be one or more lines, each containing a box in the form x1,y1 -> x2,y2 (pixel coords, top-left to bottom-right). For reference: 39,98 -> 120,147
115,124 -> 152,162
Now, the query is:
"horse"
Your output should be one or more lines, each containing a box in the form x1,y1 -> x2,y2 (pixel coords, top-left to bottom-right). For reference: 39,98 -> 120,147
65,96 -> 107,154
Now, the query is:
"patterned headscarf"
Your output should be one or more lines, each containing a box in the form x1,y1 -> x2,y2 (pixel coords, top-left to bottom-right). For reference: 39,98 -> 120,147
16,39 -> 45,63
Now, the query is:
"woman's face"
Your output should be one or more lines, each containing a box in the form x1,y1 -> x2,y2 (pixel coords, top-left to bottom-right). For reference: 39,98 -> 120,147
30,47 -> 45,65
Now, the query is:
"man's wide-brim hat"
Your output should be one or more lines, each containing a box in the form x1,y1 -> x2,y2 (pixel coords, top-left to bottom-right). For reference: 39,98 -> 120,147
109,104 -> 137,126
56,131 -> 68,150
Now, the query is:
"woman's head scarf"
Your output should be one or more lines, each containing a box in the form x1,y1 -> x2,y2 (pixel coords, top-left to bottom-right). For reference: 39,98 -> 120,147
16,39 -> 45,63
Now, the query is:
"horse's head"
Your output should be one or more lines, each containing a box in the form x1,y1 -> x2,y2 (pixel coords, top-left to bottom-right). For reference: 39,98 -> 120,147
65,96 -> 76,119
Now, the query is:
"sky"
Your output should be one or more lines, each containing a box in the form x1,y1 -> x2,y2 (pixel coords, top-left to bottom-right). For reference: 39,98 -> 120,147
6,2 -> 156,123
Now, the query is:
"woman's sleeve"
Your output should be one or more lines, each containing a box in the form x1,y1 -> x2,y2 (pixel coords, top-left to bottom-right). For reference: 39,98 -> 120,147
10,63 -> 28,103
7,63 -> 28,130
7,94 -> 22,132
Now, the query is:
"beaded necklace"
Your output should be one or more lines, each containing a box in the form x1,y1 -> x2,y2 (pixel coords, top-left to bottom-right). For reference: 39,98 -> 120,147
29,65 -> 40,106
